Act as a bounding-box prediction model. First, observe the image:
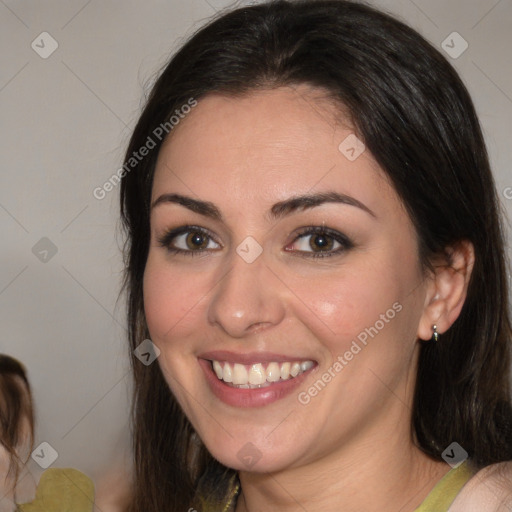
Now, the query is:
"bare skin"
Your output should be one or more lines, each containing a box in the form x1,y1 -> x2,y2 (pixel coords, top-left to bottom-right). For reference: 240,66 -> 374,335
143,85 -> 474,511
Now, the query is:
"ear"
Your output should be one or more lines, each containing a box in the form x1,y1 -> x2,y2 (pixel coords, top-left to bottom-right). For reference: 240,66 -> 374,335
417,240 -> 475,341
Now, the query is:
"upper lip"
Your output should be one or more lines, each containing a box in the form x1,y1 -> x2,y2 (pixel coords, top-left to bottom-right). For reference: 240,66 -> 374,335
199,350 -> 316,365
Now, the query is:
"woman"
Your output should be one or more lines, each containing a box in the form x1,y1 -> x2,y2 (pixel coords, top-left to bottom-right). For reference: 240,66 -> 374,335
0,355 -> 95,512
0,355 -> 34,511
119,1 -> 512,510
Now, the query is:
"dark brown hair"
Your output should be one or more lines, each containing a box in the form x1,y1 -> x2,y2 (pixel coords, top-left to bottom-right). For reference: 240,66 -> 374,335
119,1 -> 512,510
0,354 -> 34,489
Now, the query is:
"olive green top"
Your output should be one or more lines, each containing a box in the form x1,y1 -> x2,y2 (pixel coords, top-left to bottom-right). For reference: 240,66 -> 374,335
413,461 -> 474,511
223,461 -> 474,512
14,461 -> 473,511
16,468 -> 94,512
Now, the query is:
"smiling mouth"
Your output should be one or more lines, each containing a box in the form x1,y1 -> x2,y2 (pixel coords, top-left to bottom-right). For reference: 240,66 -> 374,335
210,360 -> 315,389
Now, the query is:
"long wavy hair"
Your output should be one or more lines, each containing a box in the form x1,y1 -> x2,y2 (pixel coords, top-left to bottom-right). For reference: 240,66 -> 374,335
119,1 -> 512,510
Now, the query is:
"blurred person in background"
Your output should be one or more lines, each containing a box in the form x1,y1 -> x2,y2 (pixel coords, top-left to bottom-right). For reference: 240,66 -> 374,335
0,355 -> 95,512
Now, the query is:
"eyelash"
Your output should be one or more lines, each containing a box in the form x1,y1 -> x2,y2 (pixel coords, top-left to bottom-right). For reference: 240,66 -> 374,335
288,226 -> 354,258
157,225 -> 218,258
157,225 -> 354,259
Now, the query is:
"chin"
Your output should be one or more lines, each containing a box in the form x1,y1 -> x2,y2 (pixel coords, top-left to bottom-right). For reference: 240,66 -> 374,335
198,426 -> 309,474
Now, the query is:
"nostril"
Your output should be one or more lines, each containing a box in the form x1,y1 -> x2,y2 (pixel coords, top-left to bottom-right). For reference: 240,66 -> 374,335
247,321 -> 272,333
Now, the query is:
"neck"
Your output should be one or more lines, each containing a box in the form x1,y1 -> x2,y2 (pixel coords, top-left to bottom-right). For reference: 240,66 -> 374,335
235,422 -> 449,512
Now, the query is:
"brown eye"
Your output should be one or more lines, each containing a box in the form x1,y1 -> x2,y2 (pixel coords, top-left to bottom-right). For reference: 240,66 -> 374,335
309,233 -> 335,252
186,231 -> 209,250
158,226 -> 221,255
285,226 -> 354,258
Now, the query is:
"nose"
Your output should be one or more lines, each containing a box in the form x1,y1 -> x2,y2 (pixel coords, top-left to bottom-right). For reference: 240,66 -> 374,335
207,251 -> 286,338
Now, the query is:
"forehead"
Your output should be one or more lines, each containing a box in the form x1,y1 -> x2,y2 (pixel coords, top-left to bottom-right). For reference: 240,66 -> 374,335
152,86 -> 396,217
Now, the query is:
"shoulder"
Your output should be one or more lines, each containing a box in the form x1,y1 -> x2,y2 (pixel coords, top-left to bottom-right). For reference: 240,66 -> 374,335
448,461 -> 512,512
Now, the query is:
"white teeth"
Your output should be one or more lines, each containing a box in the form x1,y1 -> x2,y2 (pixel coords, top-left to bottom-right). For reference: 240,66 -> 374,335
266,362 -> 281,382
280,362 -> 291,380
223,363 -> 233,383
232,363 -> 248,385
211,359 -> 314,387
301,361 -> 314,372
290,362 -> 301,377
213,360 -> 223,379
248,364 -> 266,385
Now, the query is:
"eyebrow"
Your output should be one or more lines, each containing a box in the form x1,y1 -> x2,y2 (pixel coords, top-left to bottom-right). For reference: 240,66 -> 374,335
151,193 -> 222,220
269,191 -> 375,219
150,191 -> 375,220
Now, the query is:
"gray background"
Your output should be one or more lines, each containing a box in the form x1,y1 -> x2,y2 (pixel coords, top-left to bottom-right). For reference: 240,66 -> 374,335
1,0 -> 511,496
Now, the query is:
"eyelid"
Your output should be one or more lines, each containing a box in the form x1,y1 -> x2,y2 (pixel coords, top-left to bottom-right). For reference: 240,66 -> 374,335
157,225 -> 222,253
157,224 -> 353,259
285,226 -> 354,258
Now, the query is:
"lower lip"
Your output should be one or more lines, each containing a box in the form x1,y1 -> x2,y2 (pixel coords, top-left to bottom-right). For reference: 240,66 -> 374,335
199,359 -> 315,408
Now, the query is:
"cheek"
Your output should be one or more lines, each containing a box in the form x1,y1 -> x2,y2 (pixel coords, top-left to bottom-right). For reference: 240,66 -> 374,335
143,254 -> 207,414
143,253 -> 208,342
284,251 -> 422,364
287,266 -> 400,344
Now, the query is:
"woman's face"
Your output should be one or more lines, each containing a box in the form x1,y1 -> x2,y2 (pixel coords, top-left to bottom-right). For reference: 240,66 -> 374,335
143,86 -> 431,472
